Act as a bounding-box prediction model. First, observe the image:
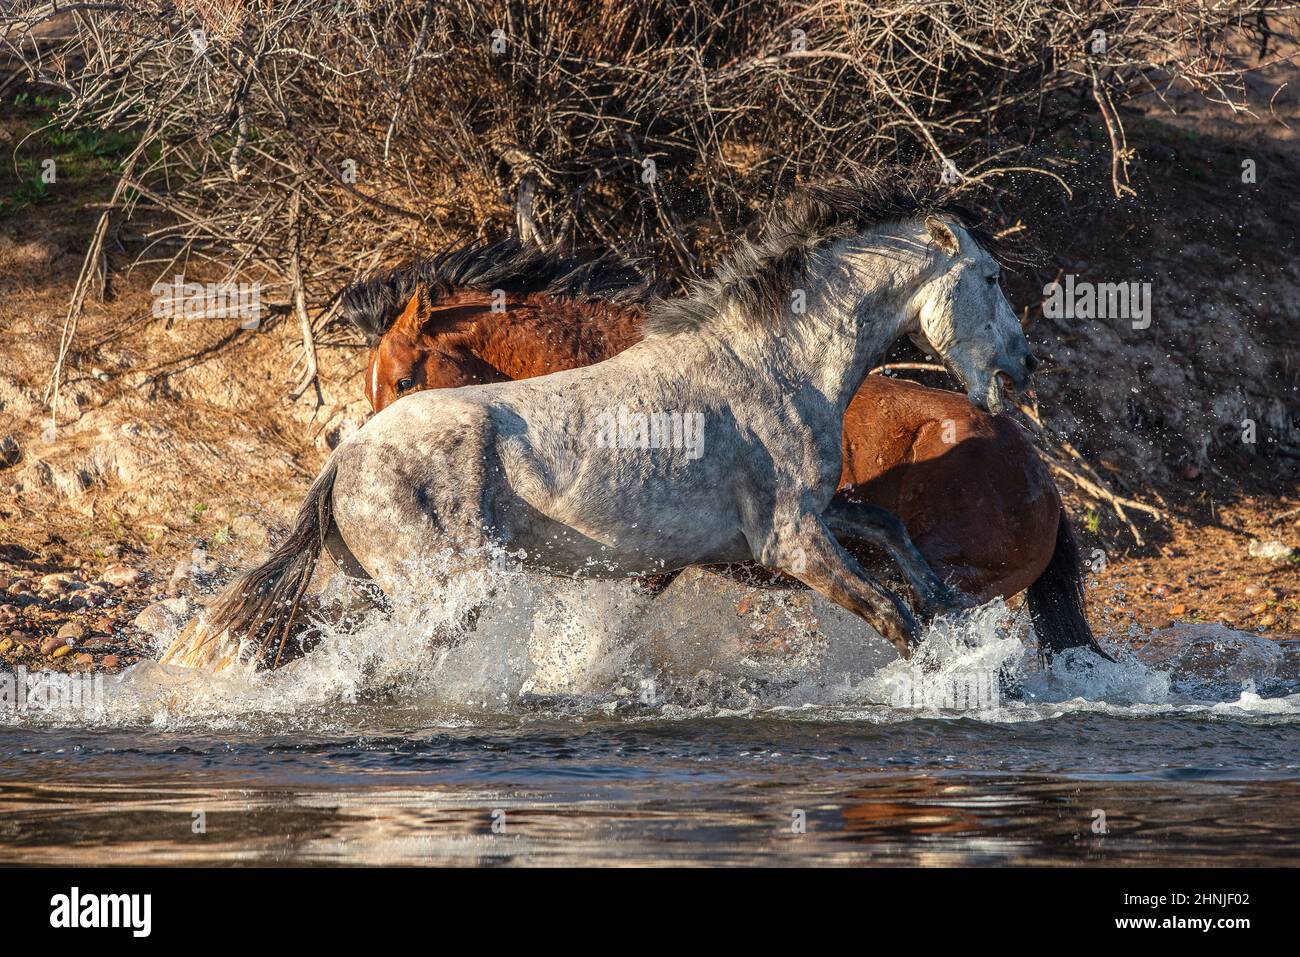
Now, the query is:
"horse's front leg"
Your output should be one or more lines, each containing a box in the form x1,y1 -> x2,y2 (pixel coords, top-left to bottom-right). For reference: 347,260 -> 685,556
764,511 -> 920,658
821,500 -> 973,620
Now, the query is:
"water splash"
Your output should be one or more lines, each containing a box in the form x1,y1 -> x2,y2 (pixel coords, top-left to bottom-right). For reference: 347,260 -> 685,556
7,563 -> 1299,730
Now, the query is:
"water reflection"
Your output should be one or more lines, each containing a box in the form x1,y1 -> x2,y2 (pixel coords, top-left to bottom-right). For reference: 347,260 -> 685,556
4,765 -> 1300,865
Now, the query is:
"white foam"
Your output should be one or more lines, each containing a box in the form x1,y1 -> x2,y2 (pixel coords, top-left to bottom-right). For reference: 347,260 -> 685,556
8,563 -> 1300,729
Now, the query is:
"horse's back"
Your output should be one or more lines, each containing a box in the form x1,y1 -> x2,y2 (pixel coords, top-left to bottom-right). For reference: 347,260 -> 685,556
840,377 -> 1059,598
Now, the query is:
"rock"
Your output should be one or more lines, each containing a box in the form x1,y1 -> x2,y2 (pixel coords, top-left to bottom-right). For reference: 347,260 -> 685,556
1258,613 -> 1277,628
166,560 -> 191,595
0,637 -> 11,654
168,549 -> 215,595
51,644 -> 73,659
132,600 -> 182,643
40,635 -> 68,656
37,573 -> 79,597
100,564 -> 143,587
55,621 -> 85,642
72,652 -> 94,669
1138,623 -> 1286,686
1171,603 -> 1187,616
1248,540 -> 1296,561
0,435 -> 19,468
1250,601 -> 1271,615
101,654 -> 120,670
7,580 -> 30,595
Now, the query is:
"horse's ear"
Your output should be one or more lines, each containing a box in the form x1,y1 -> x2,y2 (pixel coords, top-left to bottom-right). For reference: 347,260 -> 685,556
392,285 -> 429,339
924,217 -> 960,257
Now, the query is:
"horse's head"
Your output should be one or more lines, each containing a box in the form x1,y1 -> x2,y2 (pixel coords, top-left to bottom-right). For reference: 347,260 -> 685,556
904,216 -> 1035,414
364,288 -> 509,412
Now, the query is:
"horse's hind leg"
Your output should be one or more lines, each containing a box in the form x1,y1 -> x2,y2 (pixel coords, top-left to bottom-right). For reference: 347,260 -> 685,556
822,500 -> 971,620
766,511 -> 920,658
322,525 -> 390,622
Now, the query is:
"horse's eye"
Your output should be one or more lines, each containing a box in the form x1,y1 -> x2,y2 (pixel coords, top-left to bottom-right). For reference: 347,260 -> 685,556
396,377 -> 416,394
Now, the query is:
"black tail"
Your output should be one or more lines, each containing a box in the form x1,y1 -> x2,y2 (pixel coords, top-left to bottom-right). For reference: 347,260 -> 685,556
1026,510 -> 1115,661
206,457 -> 339,668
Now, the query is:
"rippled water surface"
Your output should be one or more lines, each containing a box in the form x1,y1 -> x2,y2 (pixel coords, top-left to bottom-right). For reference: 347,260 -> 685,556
3,574 -> 1299,865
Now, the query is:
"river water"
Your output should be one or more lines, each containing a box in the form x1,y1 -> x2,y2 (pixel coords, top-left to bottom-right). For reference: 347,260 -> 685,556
3,571 -> 1299,865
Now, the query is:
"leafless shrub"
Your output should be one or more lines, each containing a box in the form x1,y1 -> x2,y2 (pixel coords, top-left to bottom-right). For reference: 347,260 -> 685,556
1,0 -> 1290,319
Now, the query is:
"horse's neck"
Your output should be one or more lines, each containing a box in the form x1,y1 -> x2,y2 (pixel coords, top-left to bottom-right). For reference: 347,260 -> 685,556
466,295 -> 644,378
715,227 -> 928,415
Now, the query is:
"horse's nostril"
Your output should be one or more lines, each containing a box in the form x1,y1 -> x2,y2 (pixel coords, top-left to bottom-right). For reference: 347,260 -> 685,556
1023,353 -> 1039,374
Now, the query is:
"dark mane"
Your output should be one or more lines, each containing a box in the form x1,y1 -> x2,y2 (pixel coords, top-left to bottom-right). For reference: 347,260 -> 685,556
341,238 -> 652,343
645,170 -> 1005,337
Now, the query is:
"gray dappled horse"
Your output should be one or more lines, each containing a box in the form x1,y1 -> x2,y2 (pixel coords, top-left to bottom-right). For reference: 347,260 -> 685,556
170,176 -> 1039,670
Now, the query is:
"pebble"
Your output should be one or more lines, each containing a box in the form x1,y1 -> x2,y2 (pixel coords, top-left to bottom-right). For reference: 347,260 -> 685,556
1171,603 -> 1187,616
1248,540 -> 1296,561
56,621 -> 85,642
51,644 -> 74,659
72,652 -> 94,669
0,637 -> 11,654
40,635 -> 69,656
101,654 -> 120,670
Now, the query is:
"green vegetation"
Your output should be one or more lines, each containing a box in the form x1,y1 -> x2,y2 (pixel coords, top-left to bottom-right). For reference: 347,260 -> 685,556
1,93 -> 139,219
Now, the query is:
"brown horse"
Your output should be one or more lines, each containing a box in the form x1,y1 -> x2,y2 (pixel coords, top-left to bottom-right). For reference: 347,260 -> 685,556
342,239 -> 1106,659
